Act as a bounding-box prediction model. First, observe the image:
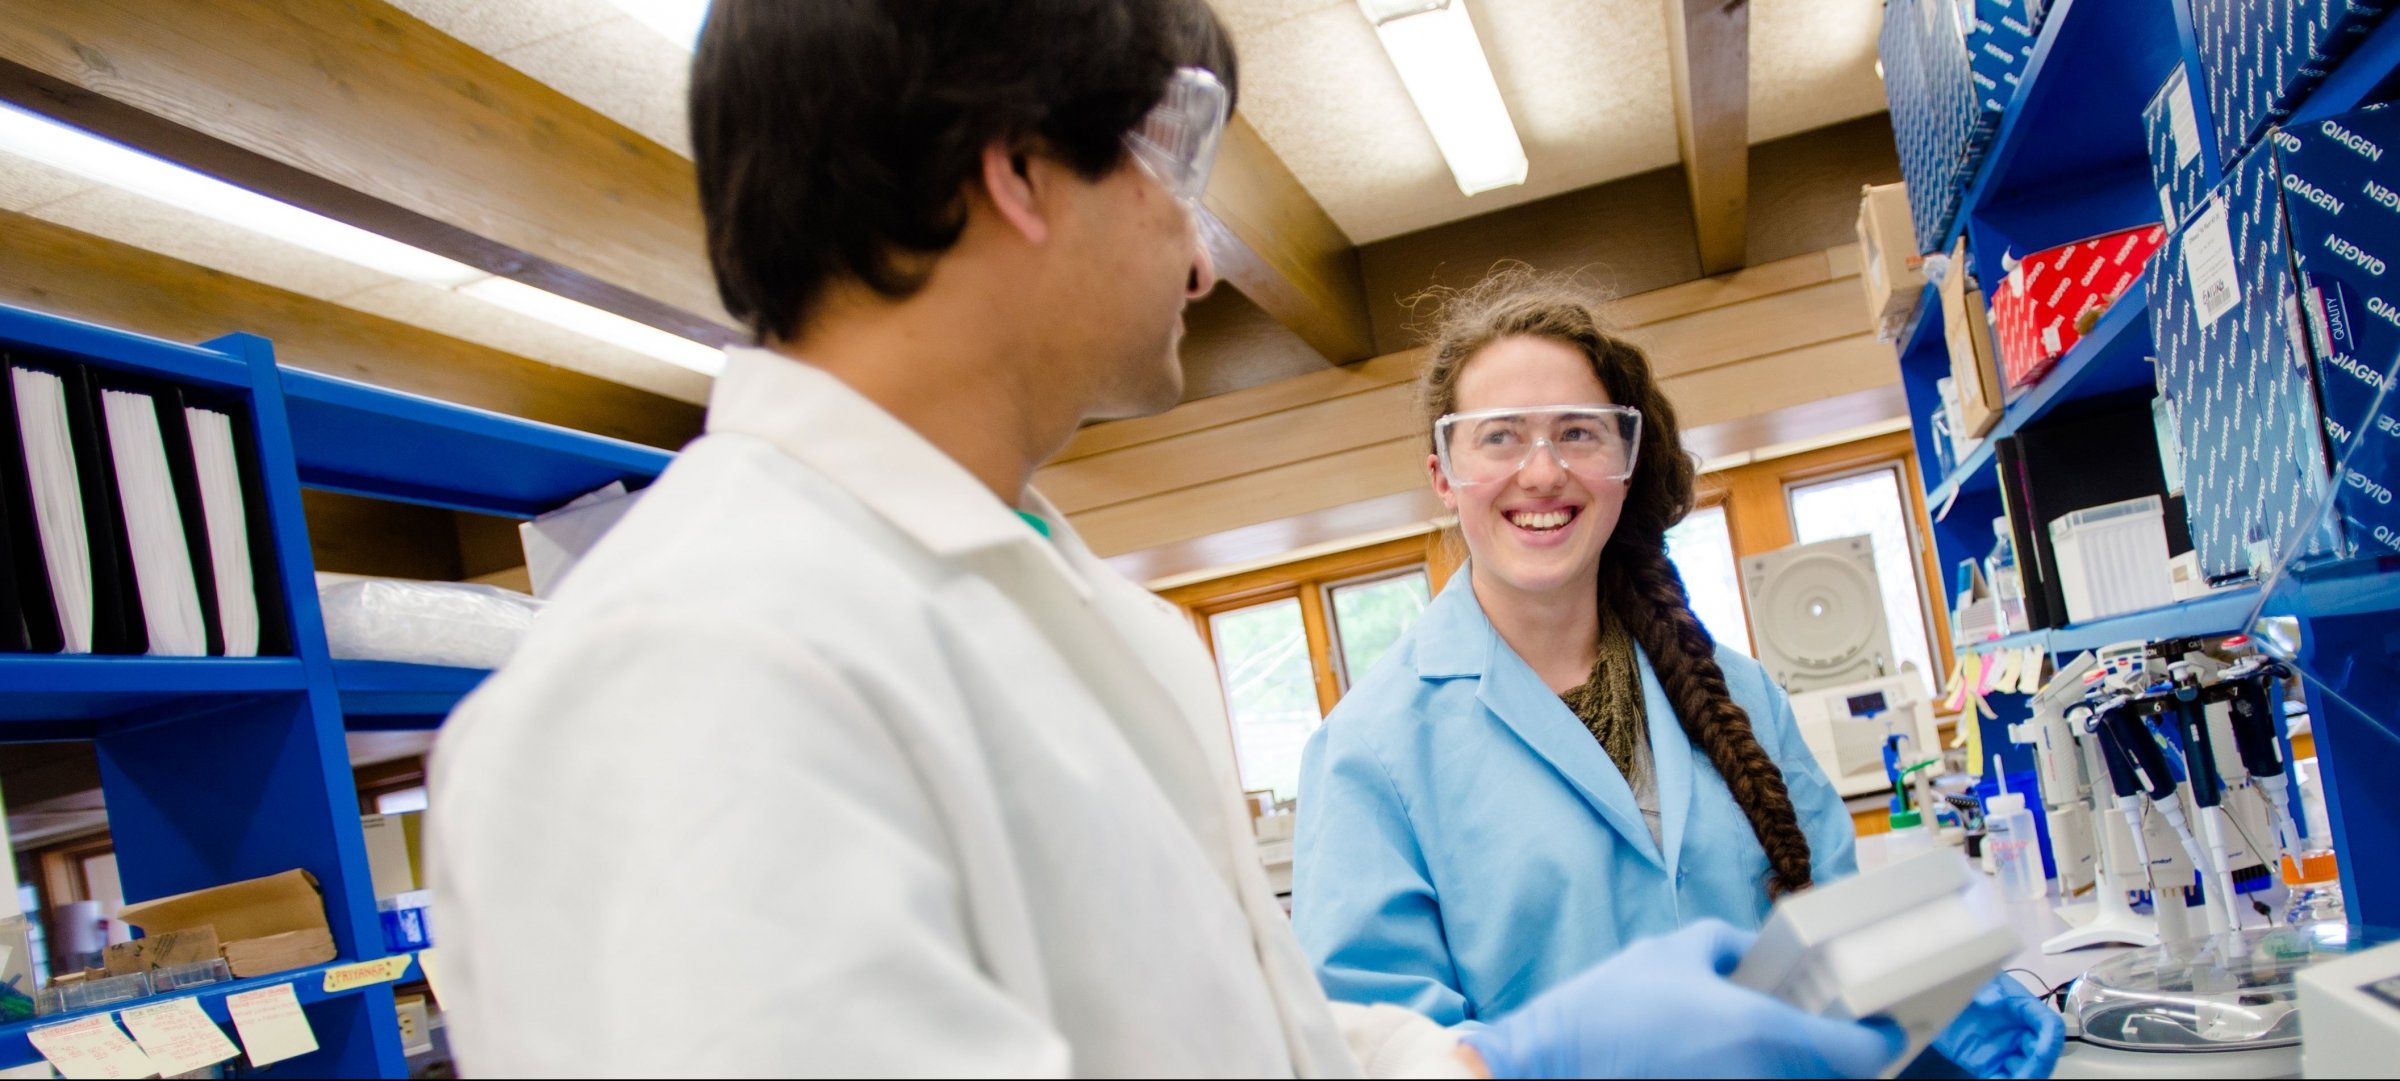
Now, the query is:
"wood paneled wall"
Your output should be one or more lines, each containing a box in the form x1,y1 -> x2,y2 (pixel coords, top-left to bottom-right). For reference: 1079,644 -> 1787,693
1049,243 -> 1903,567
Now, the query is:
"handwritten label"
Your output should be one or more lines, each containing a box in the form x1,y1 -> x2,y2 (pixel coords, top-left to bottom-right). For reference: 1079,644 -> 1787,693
226,983 -> 319,1068
322,955 -> 414,993
120,997 -> 239,1076
415,948 -> 449,1005
25,1015 -> 157,1080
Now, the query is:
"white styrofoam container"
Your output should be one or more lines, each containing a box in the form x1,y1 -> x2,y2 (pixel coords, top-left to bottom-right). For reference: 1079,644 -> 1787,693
2048,496 -> 2178,624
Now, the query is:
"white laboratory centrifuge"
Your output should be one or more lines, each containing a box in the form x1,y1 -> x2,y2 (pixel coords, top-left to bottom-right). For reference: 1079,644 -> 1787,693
2053,924 -> 2375,1078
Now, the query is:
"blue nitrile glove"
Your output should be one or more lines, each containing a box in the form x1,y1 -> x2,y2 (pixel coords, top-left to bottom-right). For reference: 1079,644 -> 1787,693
1461,921 -> 1908,1079
1921,974 -> 2064,1079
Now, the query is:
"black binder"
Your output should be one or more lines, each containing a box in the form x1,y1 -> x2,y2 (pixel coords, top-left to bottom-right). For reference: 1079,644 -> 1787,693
2010,393 -> 2193,631
60,361 -> 147,655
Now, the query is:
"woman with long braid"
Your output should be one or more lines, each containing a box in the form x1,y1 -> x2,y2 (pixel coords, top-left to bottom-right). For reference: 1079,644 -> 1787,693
1291,270 -> 2061,1079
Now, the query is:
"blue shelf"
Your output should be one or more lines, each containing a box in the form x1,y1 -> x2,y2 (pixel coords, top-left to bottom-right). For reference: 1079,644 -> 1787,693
0,307 -> 253,391
1955,586 -> 2264,658
2290,13 -> 2400,126
334,660 -> 489,729
278,366 -> 673,519
1947,0 -> 2184,271
0,957 -> 414,1070
0,657 -> 307,729
1924,281 -> 2154,509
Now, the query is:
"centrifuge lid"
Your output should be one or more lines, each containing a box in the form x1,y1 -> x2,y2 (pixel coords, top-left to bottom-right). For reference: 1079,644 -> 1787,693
2066,925 -> 2376,1053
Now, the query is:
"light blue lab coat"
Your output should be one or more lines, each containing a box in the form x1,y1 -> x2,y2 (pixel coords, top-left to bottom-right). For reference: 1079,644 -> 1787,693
1292,571 -> 1857,1026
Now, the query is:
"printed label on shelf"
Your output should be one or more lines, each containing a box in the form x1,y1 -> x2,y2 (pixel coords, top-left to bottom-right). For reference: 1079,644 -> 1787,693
2168,68 -> 2202,167
2186,200 -> 2243,326
119,997 -> 239,1076
2162,184 -> 2178,226
225,983 -> 319,1068
416,948 -> 449,1005
321,954 -> 414,993
25,1015 -> 157,1080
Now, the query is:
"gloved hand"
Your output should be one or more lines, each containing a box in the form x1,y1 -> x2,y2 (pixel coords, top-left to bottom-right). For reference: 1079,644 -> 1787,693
1462,920 -> 1907,1079
1922,974 -> 2064,1079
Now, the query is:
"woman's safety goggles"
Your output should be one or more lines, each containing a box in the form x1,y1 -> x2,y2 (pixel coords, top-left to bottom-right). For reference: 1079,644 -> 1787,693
1434,405 -> 1644,488
1124,67 -> 1230,208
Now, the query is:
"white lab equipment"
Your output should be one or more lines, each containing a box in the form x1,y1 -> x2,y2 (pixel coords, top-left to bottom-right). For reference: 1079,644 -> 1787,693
2295,936 -> 2400,1078
1740,535 -> 1897,693
1732,848 -> 2016,1077
1787,675 -> 1944,797
2047,496 -> 2178,624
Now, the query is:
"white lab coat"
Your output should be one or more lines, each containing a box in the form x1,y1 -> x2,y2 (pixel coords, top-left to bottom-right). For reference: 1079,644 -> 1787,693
429,348 -> 1465,1078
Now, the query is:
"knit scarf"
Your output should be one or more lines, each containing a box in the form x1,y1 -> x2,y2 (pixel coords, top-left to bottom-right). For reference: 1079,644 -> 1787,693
1559,610 -> 1647,780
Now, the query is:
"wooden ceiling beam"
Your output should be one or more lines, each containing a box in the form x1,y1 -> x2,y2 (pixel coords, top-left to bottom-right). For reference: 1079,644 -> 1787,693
1200,116 -> 1375,364
0,0 -> 738,343
1663,0 -> 1752,275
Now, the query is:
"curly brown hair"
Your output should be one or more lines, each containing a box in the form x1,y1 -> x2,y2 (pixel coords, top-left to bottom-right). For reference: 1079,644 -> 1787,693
1416,267 -> 1813,896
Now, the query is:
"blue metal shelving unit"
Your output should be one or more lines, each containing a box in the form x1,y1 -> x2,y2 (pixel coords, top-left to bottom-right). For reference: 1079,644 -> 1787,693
1890,0 -> 2400,926
0,304 -> 671,1075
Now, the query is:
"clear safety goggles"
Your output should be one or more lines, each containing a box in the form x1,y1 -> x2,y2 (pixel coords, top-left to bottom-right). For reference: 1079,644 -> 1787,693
1434,404 -> 1644,488
1124,67 -> 1230,207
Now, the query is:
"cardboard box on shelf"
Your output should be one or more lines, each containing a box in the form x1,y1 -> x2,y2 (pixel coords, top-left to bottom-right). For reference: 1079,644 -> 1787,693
1990,225 -> 2167,390
2273,103 -> 2400,560
2149,141 -> 2348,583
1938,241 -> 2007,437
119,870 -> 338,979
2191,0 -> 2391,168
102,927 -> 220,977
1860,182 -> 1928,337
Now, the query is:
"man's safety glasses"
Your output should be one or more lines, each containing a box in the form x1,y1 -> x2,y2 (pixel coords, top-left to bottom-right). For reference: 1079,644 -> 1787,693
1124,67 -> 1230,207
1433,405 -> 1644,488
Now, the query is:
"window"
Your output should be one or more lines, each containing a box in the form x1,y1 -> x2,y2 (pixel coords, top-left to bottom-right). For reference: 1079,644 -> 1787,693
1165,535 -> 1446,806
1787,466 -> 1938,695
1665,504 -> 1752,656
1325,569 -> 1432,689
1208,598 -> 1321,805
375,786 -> 429,815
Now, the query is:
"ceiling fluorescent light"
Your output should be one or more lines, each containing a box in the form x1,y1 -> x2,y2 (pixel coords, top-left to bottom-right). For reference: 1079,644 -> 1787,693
1358,0 -> 1528,196
604,0 -> 712,51
0,104 -> 484,287
459,278 -> 726,376
0,102 -> 724,377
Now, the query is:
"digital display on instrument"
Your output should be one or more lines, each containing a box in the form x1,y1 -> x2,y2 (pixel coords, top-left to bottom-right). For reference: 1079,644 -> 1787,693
1845,691 -> 1888,716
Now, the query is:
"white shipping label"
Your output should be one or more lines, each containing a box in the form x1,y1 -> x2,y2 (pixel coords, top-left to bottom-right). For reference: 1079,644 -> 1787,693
25,1016 -> 156,1080
2169,69 -> 2202,168
2185,200 -> 2242,327
2163,184 -> 2179,226
225,984 -> 319,1069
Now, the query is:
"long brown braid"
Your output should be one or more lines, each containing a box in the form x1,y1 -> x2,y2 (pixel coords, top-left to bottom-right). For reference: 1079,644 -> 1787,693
1415,266 -> 1814,896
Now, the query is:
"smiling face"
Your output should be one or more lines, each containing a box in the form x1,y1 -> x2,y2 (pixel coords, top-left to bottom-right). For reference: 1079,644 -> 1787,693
1430,334 -> 1630,603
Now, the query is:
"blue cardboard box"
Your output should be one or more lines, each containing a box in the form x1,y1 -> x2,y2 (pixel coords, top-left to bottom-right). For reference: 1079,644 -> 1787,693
2191,0 -> 2391,167
2146,64 -> 2219,232
2149,142 -> 2347,582
1882,0 -> 1986,252
1968,0 -> 2048,117
2274,106 -> 2400,558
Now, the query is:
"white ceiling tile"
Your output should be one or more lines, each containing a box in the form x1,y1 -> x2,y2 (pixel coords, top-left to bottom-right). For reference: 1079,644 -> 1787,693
29,185 -> 400,300
0,156 -> 95,212
1749,0 -> 1890,143
386,0 -> 622,55
499,17 -> 695,157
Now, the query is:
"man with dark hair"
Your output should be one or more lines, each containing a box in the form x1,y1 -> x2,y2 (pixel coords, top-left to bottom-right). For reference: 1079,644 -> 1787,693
429,2 -> 1906,1076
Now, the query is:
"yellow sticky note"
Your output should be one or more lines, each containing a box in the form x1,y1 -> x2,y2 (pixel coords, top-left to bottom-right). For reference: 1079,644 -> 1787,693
119,996 -> 239,1076
226,983 -> 319,1068
1963,706 -> 1987,773
26,1015 -> 156,1080
321,955 -> 414,994
416,948 -> 448,1005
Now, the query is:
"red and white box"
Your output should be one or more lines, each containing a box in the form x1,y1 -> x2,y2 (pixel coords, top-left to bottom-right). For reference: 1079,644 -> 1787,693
1989,224 -> 2167,390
